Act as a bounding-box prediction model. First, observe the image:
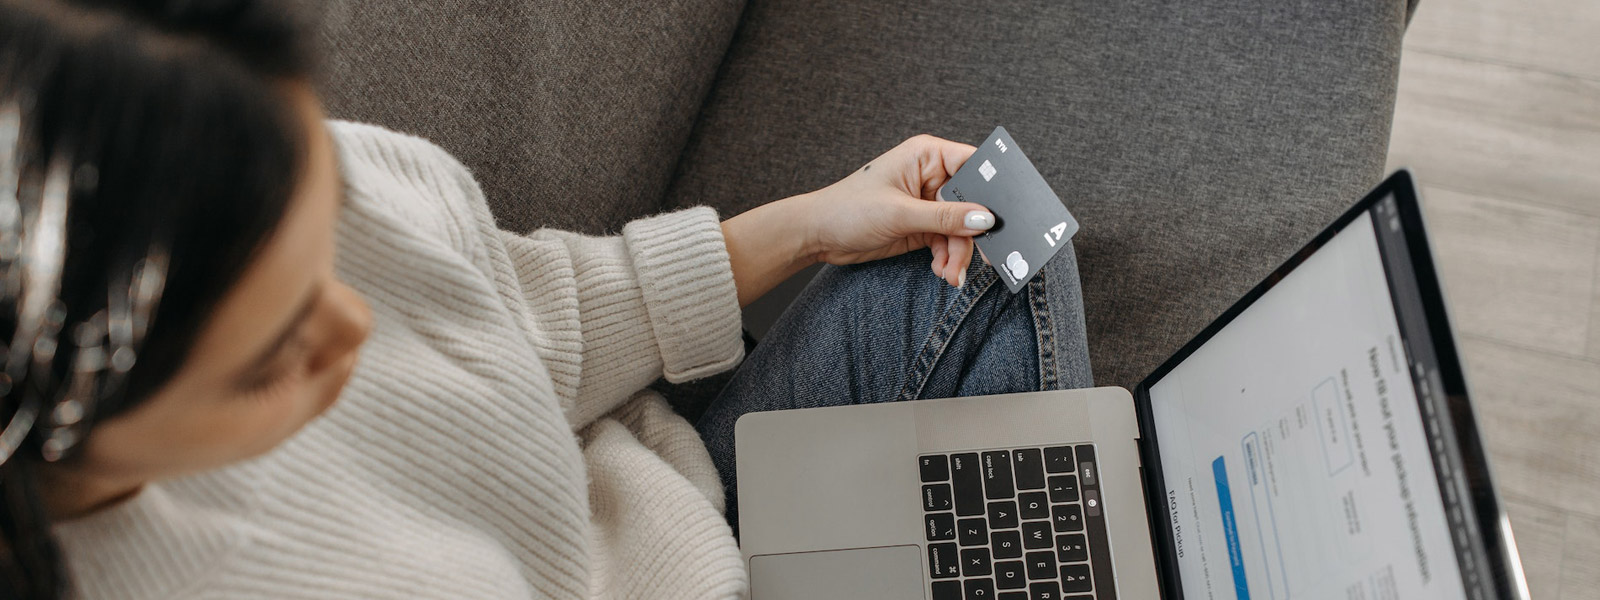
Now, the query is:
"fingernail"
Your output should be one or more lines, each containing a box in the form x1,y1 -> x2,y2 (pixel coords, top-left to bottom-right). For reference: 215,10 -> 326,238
964,210 -> 994,231
957,270 -> 967,288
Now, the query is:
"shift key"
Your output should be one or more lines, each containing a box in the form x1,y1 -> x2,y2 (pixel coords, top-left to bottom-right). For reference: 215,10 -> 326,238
950,453 -> 985,516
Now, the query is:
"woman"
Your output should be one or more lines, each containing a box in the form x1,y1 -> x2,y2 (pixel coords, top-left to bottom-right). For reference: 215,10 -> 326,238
0,1 -> 1091,598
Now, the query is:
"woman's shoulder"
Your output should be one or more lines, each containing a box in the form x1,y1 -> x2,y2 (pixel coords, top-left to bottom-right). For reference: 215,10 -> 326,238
328,120 -> 482,211
328,121 -> 468,177
327,120 -> 503,259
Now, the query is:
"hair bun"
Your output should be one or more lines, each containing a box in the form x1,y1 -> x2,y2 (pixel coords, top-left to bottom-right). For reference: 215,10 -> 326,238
150,0 -> 257,29
65,0 -> 313,76
76,0 -> 256,29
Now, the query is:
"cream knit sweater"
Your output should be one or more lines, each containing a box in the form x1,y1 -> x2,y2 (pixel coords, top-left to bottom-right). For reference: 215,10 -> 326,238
52,122 -> 750,599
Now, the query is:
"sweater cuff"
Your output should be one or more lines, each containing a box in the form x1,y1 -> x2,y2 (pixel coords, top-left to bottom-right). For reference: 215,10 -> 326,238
622,206 -> 745,382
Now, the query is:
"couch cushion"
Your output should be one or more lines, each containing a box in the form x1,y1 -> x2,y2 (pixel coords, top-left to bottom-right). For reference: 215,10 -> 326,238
315,0 -> 745,234
666,0 -> 1408,389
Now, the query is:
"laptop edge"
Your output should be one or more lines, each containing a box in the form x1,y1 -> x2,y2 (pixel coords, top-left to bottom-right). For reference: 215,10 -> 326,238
1130,170 -> 1531,600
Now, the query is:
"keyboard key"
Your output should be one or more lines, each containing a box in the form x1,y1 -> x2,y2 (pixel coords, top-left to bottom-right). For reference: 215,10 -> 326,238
929,542 -> 960,579
925,513 -> 956,541
1024,551 -> 1056,580
1051,503 -> 1084,533
961,547 -> 992,576
965,578 -> 996,600
1022,521 -> 1052,549
1043,446 -> 1074,473
1018,492 -> 1050,520
952,453 -> 985,516
1074,445 -> 1097,486
1029,581 -> 1059,600
1059,564 -> 1092,594
1046,475 -> 1079,503
982,451 -> 1015,499
995,560 -> 1027,589
924,484 -> 954,512
1055,533 -> 1087,563
922,455 -> 950,482
1000,592 -> 1029,600
1061,596 -> 1093,600
1012,448 -> 1046,490
932,580 -> 962,600
958,517 -> 989,546
1024,521 -> 1049,550
991,530 -> 1023,559
988,500 -> 1019,529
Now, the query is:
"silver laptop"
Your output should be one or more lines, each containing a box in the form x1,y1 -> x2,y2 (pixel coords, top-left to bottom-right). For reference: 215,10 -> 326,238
735,171 -> 1531,600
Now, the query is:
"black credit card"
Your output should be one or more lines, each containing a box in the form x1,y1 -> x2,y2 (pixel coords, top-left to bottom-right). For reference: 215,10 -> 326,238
937,126 -> 1079,293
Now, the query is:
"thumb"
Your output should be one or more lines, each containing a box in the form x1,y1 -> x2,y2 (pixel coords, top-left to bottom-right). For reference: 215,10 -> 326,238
903,199 -> 994,237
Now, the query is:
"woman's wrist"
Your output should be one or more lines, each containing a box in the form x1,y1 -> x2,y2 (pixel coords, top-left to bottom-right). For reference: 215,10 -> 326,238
784,191 -> 828,263
720,194 -> 821,307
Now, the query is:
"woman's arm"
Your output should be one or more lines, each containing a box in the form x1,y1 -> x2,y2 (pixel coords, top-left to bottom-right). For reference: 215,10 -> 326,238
720,135 -> 996,306
483,134 -> 993,428
502,209 -> 745,429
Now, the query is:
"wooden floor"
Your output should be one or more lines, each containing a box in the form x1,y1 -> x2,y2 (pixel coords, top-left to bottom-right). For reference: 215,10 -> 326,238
1385,1 -> 1600,598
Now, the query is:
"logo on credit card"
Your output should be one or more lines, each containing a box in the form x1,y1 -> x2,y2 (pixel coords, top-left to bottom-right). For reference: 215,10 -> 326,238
1005,251 -> 1029,280
978,160 -> 996,181
1043,221 -> 1069,247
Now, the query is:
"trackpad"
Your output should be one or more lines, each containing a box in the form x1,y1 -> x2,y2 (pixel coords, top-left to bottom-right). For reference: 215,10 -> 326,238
750,545 -> 925,600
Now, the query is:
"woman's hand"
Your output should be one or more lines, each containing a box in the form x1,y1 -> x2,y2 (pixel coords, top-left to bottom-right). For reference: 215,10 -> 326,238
721,135 -> 994,306
794,135 -> 994,284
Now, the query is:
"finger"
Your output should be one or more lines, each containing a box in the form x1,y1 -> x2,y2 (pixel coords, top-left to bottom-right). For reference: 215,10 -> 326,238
904,135 -> 978,201
945,235 -> 973,288
901,198 -> 995,238
929,234 -> 949,277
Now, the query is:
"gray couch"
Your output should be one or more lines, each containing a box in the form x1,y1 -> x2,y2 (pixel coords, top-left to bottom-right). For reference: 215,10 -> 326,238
316,0 -> 1413,390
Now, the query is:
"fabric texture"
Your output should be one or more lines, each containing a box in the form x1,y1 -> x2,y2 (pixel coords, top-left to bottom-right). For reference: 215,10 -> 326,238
691,242 -> 1094,529
665,0 -> 1408,388
52,122 -> 748,600
313,0 -> 746,235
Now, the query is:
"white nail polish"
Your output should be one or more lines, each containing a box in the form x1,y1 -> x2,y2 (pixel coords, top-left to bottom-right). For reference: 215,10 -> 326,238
964,211 -> 994,230
958,270 -> 967,288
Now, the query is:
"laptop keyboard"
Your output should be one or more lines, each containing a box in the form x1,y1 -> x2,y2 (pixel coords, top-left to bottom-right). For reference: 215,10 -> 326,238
920,444 -> 1115,600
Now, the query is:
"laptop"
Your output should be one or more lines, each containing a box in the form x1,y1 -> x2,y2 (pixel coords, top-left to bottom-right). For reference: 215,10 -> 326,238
734,170 -> 1531,600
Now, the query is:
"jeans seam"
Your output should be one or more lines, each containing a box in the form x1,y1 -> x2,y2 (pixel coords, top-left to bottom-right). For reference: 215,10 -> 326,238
1028,274 -> 1059,391
897,268 -> 999,402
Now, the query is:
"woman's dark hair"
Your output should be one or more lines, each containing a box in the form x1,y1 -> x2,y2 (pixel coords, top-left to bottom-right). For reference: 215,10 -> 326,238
0,1 -> 315,598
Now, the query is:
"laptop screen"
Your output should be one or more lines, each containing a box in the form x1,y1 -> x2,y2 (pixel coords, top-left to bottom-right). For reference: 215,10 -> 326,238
1146,193 -> 1478,600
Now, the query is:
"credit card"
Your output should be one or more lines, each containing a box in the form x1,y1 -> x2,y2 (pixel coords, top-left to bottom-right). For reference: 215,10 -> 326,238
937,126 -> 1079,293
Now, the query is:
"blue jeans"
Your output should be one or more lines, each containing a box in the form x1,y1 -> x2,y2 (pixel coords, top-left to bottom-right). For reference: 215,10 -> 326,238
693,243 -> 1094,529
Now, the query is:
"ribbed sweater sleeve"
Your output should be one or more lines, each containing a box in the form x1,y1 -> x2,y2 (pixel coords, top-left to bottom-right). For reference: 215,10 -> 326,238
503,210 -> 745,428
